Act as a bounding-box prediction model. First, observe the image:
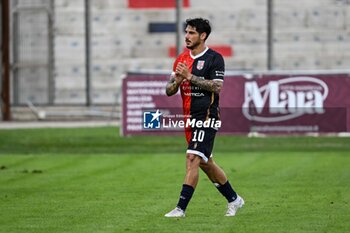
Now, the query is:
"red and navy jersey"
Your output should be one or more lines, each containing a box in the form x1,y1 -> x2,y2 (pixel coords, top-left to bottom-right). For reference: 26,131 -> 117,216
172,47 -> 225,142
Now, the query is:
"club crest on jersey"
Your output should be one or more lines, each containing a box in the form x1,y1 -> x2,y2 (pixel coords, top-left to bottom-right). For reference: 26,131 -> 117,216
197,60 -> 205,70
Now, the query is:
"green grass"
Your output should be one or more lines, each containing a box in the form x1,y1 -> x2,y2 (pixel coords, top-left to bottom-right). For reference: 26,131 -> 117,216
0,127 -> 349,233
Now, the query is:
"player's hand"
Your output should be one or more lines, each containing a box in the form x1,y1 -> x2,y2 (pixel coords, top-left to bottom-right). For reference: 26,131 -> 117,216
175,73 -> 185,83
171,72 -> 185,84
175,63 -> 192,80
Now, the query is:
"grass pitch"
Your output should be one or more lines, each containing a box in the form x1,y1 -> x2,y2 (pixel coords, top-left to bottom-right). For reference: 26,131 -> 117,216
0,127 -> 349,233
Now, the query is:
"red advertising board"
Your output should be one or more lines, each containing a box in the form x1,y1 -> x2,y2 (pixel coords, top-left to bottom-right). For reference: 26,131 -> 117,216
122,71 -> 350,136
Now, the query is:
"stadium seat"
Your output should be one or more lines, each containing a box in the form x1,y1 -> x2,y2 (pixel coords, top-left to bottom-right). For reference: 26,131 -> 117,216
149,22 -> 186,33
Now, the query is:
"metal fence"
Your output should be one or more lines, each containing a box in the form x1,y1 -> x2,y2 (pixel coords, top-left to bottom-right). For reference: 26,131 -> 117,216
0,1 -> 2,110
11,0 -> 54,105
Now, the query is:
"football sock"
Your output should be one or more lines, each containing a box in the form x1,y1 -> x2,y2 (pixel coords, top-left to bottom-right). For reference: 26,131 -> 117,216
176,184 -> 195,211
214,181 -> 237,203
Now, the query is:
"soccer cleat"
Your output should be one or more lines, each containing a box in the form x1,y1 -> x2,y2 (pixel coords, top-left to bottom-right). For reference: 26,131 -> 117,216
164,207 -> 186,218
225,195 -> 244,217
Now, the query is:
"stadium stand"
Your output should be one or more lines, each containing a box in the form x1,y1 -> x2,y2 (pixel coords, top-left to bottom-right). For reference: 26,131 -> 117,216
41,0 -> 350,106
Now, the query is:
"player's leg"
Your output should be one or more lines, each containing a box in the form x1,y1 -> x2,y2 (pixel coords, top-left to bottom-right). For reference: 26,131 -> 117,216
165,153 -> 202,218
184,153 -> 202,188
199,158 -> 227,185
165,126 -> 211,218
200,158 -> 238,203
178,153 -> 201,210
200,159 -> 244,216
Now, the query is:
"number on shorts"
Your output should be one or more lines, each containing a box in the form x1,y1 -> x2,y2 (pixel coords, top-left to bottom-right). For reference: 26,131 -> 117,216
192,130 -> 205,142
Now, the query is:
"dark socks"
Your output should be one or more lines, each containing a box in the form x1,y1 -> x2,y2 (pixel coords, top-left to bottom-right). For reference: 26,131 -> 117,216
176,184 -> 195,211
215,181 -> 237,203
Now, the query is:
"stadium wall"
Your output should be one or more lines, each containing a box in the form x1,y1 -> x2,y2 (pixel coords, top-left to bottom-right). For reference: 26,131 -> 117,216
54,0 -> 350,105
8,0 -> 350,106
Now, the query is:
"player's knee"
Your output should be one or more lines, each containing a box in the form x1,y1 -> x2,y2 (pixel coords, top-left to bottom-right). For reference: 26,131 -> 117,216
186,153 -> 198,162
199,160 -> 209,170
186,153 -> 201,167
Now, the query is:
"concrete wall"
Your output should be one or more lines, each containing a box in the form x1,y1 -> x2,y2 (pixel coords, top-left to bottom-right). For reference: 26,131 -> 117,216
53,0 -> 350,104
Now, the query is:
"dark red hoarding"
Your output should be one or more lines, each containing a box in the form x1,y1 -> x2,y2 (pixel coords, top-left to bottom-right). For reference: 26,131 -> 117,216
122,71 -> 350,136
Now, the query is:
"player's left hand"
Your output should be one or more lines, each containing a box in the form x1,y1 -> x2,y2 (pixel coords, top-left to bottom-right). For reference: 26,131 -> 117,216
176,62 -> 192,80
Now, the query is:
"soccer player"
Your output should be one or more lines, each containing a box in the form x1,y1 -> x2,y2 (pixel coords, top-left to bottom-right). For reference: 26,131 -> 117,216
164,18 -> 244,217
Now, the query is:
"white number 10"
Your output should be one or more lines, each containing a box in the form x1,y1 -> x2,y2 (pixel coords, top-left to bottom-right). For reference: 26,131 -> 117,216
192,130 -> 205,142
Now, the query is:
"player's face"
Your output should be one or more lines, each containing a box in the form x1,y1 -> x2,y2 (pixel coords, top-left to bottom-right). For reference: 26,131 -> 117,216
185,26 -> 203,50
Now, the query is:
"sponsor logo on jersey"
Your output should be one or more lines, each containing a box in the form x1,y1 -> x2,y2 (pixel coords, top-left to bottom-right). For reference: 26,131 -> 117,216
197,60 -> 205,70
181,83 -> 205,97
184,92 -> 205,97
242,77 -> 328,122
215,71 -> 225,77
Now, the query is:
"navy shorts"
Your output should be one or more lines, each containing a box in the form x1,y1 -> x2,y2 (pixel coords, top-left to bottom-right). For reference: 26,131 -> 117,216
186,127 -> 217,163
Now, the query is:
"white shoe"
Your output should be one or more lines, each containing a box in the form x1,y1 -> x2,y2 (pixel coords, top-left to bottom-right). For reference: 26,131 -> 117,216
164,207 -> 186,218
225,195 -> 244,217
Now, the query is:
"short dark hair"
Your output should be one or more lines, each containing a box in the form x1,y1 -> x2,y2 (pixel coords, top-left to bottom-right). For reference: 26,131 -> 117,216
185,18 -> 211,41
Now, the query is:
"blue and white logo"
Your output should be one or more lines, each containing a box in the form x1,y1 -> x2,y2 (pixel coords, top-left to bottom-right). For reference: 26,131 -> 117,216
143,110 -> 162,129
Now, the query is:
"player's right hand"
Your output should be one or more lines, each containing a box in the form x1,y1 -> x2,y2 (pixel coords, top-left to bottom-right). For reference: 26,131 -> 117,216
173,72 -> 185,83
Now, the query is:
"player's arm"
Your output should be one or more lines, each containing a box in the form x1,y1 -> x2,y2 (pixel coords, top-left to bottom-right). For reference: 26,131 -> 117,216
166,72 -> 184,96
175,62 -> 223,95
188,75 -> 223,95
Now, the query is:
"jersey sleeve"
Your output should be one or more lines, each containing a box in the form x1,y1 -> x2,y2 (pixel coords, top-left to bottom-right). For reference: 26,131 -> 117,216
172,56 -> 181,72
209,53 -> 225,82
